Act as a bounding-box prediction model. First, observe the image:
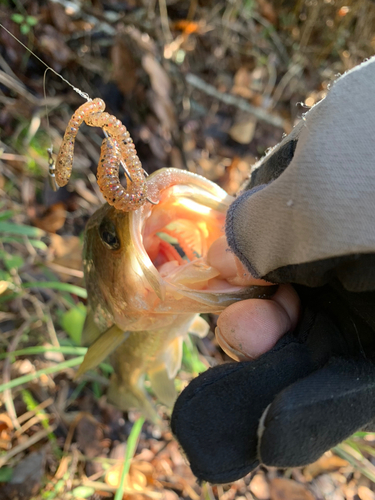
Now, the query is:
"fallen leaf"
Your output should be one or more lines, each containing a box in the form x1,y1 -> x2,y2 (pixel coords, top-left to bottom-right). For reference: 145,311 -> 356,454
142,54 -> 177,132
32,202 -> 67,233
312,474 -> 345,500
37,25 -> 74,70
0,281 -> 10,295
304,453 -> 348,481
48,2 -> 75,34
249,473 -> 270,500
142,54 -> 171,100
0,413 -> 13,450
172,20 -> 201,34
229,117 -> 257,144
270,478 -> 315,500
232,67 -> 254,100
111,38 -> 138,95
105,460 -> 150,491
257,0 -> 277,24
0,448 -> 46,499
358,486 -> 375,500
76,415 -> 105,476
49,233 -> 82,276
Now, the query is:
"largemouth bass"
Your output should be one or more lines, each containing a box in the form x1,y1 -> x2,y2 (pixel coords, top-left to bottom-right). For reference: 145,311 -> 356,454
79,168 -> 273,420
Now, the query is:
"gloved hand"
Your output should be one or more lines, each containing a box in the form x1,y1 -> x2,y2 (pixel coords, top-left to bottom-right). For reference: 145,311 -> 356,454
171,57 -> 375,484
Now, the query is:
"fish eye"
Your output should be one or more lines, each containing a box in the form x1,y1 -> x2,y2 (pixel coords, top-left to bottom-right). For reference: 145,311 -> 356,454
99,220 -> 120,250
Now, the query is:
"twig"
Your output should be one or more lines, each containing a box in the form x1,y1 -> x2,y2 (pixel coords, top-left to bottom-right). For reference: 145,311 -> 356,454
46,262 -> 84,279
17,397 -> 54,424
185,73 -> 285,129
0,424 -> 57,468
250,12 -> 289,65
0,70 -> 61,107
14,413 -> 51,439
158,0 -> 173,43
270,62 -> 304,110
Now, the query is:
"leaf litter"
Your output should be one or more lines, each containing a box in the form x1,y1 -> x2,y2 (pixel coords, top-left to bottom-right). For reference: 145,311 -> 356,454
1,1 -> 375,499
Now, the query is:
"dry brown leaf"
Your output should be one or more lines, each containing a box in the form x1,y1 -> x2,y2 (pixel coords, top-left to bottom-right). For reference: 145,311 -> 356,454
229,118 -> 257,144
105,462 -> 149,491
48,2 -> 75,34
270,478 -> 315,500
172,20 -> 202,34
304,453 -> 348,481
142,54 -> 177,132
0,413 -> 13,450
232,67 -> 254,100
111,38 -> 138,95
358,486 -> 375,500
49,234 -> 82,275
32,202 -> 67,233
142,54 -> 171,100
257,0 -> 277,25
0,448 -> 46,499
37,25 -> 74,69
0,281 -> 10,295
249,473 -> 270,500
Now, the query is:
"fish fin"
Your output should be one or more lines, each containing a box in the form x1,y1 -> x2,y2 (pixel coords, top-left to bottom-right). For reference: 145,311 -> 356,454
107,374 -> 160,423
81,308 -> 102,346
162,336 -> 183,379
148,367 -> 177,407
146,336 -> 182,407
75,325 -> 129,379
188,315 -> 210,338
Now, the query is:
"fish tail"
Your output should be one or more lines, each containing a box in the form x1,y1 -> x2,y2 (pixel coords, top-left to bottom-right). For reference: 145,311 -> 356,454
107,374 -> 160,423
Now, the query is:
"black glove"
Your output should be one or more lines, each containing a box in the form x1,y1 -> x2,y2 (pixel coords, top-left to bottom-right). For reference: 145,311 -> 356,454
171,57 -> 375,484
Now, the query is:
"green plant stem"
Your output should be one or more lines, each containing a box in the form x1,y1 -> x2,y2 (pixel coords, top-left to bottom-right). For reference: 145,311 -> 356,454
22,281 -> 87,298
0,346 -> 87,360
0,356 -> 85,392
114,417 -> 145,500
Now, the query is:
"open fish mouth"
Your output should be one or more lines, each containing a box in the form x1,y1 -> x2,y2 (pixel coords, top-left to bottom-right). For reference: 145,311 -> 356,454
132,169 -> 273,310
84,168 -> 273,333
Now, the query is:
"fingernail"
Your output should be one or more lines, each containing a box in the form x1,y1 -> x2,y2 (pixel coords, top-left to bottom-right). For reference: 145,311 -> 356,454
215,326 -> 253,362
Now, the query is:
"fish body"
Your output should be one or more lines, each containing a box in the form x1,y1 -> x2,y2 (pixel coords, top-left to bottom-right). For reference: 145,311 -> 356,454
81,168 -> 273,420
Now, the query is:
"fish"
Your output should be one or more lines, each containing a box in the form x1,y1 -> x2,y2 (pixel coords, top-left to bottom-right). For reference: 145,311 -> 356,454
78,168 -> 274,421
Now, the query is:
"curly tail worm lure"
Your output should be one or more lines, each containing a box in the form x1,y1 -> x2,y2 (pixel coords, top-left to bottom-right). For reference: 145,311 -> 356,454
55,98 -> 158,210
0,25 -> 158,210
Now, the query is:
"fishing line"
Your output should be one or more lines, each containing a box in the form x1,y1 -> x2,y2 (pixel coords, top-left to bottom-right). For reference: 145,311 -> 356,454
0,23 -> 91,101
0,23 -> 158,204
0,22 -> 91,190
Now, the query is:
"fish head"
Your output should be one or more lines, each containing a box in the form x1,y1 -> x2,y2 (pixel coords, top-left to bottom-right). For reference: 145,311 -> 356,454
83,168 -> 273,336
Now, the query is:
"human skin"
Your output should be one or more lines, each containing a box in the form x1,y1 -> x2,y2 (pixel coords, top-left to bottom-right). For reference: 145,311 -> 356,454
207,236 -> 301,361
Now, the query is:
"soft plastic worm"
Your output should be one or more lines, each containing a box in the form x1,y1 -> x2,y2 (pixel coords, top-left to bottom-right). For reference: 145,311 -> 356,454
55,98 -> 148,211
96,138 -> 147,210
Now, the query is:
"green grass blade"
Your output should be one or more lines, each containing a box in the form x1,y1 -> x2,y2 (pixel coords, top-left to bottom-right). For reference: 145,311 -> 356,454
0,222 -> 45,237
114,417 -> 145,500
22,281 -> 87,298
334,443 -> 375,483
1,236 -> 48,250
0,210 -> 16,221
0,346 -> 87,360
0,356 -> 85,393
